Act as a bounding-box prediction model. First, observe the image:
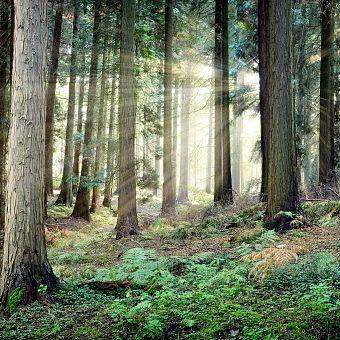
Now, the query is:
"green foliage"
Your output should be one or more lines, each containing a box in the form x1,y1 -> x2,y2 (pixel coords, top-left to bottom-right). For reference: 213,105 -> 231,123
8,287 -> 25,314
302,201 -> 340,227
265,252 -> 340,292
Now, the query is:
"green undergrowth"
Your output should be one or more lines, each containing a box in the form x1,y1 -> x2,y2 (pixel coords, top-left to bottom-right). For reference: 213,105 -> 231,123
0,248 -> 338,339
0,200 -> 339,339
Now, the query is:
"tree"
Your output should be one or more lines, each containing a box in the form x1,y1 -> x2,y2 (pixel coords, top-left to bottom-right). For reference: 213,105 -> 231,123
172,75 -> 179,193
45,0 -> 64,197
221,0 -> 233,204
91,30 -> 109,214
0,0 -> 57,312
0,0 -> 10,228
319,0 -> 335,184
177,72 -> 191,204
55,0 -> 79,206
266,0 -> 299,232
72,51 -> 86,194
103,71 -> 117,207
72,0 -> 102,220
115,0 -> 139,239
258,0 -> 269,201
206,95 -> 213,194
162,0 -> 176,215
154,102 -> 162,196
214,0 -> 223,203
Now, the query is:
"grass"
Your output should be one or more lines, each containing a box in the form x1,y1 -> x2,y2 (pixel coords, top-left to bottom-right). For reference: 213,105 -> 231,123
0,196 -> 339,339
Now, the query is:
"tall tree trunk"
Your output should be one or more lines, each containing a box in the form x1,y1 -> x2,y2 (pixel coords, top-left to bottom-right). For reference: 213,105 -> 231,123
153,103 -> 162,196
142,107 -> 149,180
221,0 -> 233,204
162,0 -> 176,216
45,0 -> 64,198
232,75 -> 243,195
319,0 -> 335,184
0,0 -> 10,229
258,0 -> 269,202
0,0 -> 57,313
214,0 -> 223,203
115,0 -> 139,239
55,0 -> 79,206
178,73 -> 191,203
172,75 -> 179,194
72,50 -> 86,194
72,0 -> 101,220
103,72 -> 117,207
206,96 -> 213,194
91,32 -> 109,213
266,0 -> 299,232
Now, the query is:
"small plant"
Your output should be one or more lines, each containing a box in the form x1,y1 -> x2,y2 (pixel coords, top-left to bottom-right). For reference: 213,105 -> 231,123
8,287 -> 25,314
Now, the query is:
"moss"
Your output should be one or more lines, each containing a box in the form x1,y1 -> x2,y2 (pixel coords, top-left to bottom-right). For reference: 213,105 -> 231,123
8,287 -> 25,314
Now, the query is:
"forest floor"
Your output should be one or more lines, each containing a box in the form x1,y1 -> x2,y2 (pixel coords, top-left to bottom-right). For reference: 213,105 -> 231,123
0,192 -> 339,339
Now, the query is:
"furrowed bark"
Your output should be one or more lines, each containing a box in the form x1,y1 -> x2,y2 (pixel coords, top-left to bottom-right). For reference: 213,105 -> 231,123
0,0 -> 58,313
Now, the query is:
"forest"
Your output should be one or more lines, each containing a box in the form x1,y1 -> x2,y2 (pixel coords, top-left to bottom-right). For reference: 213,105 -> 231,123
0,0 -> 339,339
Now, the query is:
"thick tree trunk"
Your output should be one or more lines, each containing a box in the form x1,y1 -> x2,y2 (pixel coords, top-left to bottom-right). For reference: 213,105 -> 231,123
72,50 -> 86,194
206,96 -> 213,194
258,0 -> 269,202
162,0 -> 176,216
45,0 -> 64,198
0,0 -> 57,313
72,0 -> 101,220
221,0 -> 233,205
214,0 -> 223,203
0,0 -> 10,229
55,0 -> 79,206
178,73 -> 191,204
319,0 -> 335,184
172,75 -> 179,193
91,33 -> 109,214
266,0 -> 299,232
103,72 -> 117,208
115,0 -> 139,239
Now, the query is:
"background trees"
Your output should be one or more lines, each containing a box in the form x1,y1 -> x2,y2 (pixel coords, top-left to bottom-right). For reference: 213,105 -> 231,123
162,0 -> 176,215
71,0 -> 101,220
319,0 -> 335,185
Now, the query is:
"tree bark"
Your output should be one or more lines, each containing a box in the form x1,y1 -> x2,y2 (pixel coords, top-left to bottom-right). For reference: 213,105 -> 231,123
221,0 -> 233,205
177,73 -> 191,204
162,0 -> 176,216
153,103 -> 162,196
115,0 -> 139,239
72,0 -> 102,220
172,75 -> 179,194
90,32 -> 109,214
214,0 -> 223,203
0,0 -> 10,229
232,74 -> 243,195
258,0 -> 269,202
72,50 -> 86,194
0,0 -> 57,313
319,0 -> 335,184
45,0 -> 64,198
266,0 -> 299,232
206,96 -> 213,194
103,72 -> 117,208
55,0 -> 79,206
